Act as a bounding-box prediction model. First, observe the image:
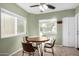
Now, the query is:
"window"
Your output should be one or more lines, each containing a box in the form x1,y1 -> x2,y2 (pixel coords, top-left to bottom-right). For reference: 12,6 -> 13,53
17,17 -> 26,34
39,19 -> 57,36
39,19 -> 57,43
0,8 -> 26,38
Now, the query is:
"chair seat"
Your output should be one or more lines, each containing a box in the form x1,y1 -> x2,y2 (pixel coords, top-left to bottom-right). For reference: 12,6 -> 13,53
44,43 -> 53,48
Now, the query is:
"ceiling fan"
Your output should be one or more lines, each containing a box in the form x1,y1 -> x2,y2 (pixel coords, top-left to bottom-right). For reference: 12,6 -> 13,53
30,3 -> 55,12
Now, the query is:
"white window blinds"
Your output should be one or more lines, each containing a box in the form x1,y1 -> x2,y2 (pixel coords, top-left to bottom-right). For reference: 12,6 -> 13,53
0,8 -> 26,38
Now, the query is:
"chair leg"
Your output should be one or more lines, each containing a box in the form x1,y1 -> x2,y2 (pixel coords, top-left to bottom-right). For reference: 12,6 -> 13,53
22,51 -> 24,56
52,48 -> 54,56
33,52 -> 34,56
37,48 -> 39,56
28,52 -> 30,56
44,48 -> 46,52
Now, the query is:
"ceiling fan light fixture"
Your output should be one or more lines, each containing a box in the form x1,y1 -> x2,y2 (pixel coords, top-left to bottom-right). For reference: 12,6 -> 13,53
43,4 -> 48,10
39,5 -> 45,12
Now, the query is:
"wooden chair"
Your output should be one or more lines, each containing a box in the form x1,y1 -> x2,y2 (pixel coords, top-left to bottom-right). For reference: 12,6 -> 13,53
23,36 -> 28,43
22,42 -> 37,56
24,36 -> 38,49
44,39 -> 56,55
25,36 -> 29,42
23,36 -> 39,55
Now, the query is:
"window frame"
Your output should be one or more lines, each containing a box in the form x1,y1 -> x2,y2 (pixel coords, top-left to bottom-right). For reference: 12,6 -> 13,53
39,18 -> 57,36
0,8 -> 26,38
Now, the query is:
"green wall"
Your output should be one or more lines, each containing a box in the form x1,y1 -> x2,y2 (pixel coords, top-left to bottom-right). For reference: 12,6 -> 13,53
27,14 -> 39,36
0,3 -> 29,56
27,9 -> 75,45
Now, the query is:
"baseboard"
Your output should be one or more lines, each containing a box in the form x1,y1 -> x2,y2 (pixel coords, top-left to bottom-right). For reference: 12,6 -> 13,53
9,48 -> 22,56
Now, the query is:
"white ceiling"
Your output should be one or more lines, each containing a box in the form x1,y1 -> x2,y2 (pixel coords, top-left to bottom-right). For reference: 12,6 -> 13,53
17,3 -> 79,14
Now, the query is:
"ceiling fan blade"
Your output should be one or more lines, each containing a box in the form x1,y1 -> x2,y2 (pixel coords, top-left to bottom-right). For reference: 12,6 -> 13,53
30,5 -> 39,7
47,4 -> 55,9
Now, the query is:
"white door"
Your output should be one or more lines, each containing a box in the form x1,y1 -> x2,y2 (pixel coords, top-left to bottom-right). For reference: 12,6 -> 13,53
75,14 -> 79,48
68,17 -> 75,47
74,14 -> 78,48
63,17 -> 75,47
77,14 -> 79,48
62,17 -> 69,46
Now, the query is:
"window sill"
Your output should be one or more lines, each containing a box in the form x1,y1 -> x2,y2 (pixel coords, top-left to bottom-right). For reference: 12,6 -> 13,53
1,33 -> 26,39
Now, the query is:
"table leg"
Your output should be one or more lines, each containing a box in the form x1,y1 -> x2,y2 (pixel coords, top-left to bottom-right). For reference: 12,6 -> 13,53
37,44 -> 41,56
40,43 -> 44,56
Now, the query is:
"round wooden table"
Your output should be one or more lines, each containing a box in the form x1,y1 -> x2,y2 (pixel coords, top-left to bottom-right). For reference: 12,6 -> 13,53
27,36 -> 49,56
